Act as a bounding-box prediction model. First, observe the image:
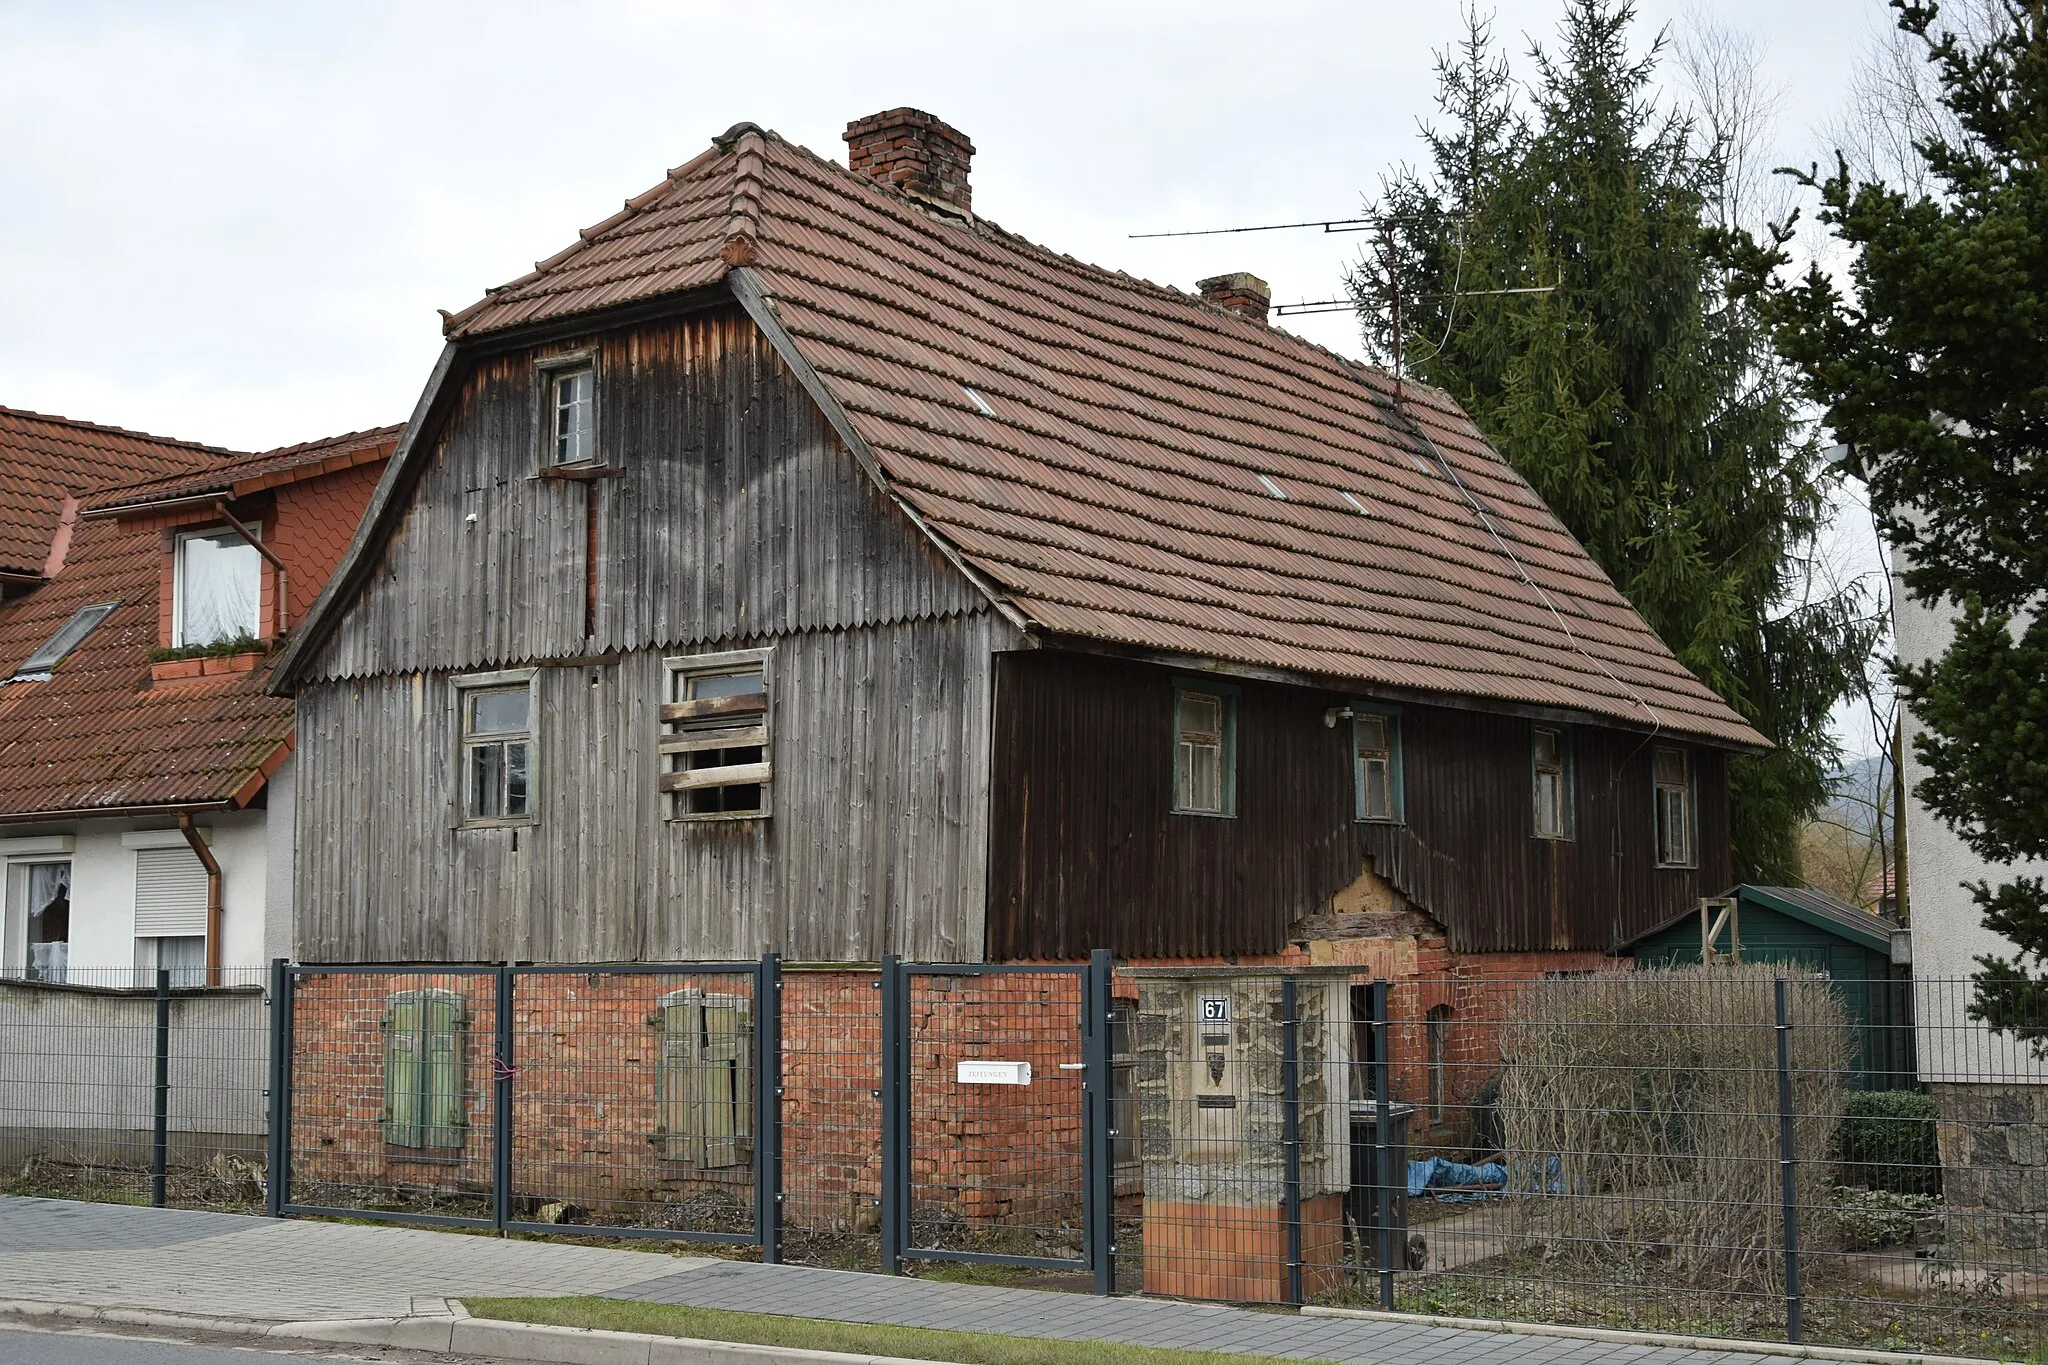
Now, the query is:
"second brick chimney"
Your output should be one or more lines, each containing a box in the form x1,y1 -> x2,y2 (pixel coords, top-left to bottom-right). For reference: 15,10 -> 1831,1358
845,109 -> 975,213
1197,272 -> 1272,325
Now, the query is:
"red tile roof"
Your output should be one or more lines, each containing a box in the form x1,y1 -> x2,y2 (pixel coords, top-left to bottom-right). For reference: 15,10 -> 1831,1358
0,430 -> 393,818
0,407 -> 231,579
82,425 -> 403,514
425,125 -> 1763,748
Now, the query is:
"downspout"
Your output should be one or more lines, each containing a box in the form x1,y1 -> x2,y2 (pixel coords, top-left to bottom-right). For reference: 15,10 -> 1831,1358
211,501 -> 289,638
179,812 -> 224,987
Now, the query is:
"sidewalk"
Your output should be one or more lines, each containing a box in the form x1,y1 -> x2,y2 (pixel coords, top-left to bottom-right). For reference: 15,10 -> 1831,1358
0,1197 -> 1962,1365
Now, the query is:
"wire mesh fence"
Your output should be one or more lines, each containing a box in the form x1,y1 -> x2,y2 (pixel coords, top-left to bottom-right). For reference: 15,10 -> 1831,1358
0,965 -> 270,1210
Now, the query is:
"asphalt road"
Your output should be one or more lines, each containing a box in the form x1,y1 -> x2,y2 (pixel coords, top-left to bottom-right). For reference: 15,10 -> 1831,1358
0,1324 -> 486,1365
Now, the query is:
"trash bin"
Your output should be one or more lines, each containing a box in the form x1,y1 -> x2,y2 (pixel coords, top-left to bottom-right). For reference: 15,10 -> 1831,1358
1347,1101 -> 1413,1267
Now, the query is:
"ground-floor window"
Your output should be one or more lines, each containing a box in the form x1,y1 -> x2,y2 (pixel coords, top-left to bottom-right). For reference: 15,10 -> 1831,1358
7,860 -> 71,983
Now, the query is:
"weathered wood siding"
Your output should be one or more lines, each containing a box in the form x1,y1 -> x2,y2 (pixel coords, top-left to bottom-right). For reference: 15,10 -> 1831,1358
296,614 -> 1008,963
293,304 -> 1008,963
306,306 -> 983,682
985,651 -> 1733,960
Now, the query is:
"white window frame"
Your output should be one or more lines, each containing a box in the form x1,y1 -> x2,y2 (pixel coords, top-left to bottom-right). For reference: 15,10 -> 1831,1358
1532,725 -> 1574,841
1,837 -> 74,981
1653,746 -> 1697,868
1352,703 -> 1404,824
171,526 -> 263,649
1171,679 -> 1237,818
663,648 -> 772,822
536,350 -> 599,468
455,669 -> 537,828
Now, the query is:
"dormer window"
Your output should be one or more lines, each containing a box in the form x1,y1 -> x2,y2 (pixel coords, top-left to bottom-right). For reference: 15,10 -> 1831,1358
550,365 -> 595,465
174,530 -> 261,648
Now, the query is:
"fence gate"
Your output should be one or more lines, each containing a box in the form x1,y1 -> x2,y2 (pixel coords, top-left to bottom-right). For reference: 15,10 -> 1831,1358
881,951 -> 1113,1291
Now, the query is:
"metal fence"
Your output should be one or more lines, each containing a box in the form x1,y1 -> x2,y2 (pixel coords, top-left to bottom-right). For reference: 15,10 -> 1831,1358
5,958 -> 2045,1360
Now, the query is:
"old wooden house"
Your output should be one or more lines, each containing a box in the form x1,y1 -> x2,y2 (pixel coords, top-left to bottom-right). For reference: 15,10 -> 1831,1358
273,109 -> 1765,972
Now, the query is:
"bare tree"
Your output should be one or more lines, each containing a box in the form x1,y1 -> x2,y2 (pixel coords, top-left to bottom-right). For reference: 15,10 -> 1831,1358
1823,0 -> 2008,196
1674,9 -> 1795,235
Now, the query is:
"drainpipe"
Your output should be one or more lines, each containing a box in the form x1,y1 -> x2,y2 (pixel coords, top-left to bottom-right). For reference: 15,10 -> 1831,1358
179,812 -> 224,987
211,501 -> 289,639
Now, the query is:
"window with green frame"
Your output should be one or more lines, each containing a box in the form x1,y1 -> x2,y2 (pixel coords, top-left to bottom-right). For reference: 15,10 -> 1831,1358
651,988 -> 753,1169
1353,705 -> 1404,823
1172,680 -> 1238,816
382,989 -> 468,1149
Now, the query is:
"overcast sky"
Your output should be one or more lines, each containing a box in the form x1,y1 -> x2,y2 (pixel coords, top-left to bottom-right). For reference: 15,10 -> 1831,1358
5,0 -> 1902,749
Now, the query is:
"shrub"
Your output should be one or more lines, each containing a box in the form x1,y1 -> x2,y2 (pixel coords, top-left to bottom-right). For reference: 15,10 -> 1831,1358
1495,965 -> 1854,1284
1837,1089 -> 1942,1195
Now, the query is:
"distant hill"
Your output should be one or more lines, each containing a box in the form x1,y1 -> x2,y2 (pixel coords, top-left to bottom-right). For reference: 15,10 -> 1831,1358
1824,752 -> 1892,835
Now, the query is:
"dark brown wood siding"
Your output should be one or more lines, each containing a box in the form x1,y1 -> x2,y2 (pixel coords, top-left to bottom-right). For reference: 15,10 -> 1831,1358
984,651 -> 1732,960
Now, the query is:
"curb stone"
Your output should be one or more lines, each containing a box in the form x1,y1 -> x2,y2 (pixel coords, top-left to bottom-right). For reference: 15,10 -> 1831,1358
1301,1305 -> 2002,1365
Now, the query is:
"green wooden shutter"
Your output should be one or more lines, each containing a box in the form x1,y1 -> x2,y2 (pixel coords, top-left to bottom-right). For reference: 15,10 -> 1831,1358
652,989 -> 752,1169
655,992 -> 703,1165
700,993 -> 752,1169
383,995 -> 424,1148
422,991 -> 468,1149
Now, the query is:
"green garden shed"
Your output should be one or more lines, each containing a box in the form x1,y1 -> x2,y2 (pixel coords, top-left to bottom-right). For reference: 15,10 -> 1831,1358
1620,885 -> 1916,1089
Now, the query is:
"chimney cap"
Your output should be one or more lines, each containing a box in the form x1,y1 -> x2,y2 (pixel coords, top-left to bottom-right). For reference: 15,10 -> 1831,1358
1196,272 -> 1273,324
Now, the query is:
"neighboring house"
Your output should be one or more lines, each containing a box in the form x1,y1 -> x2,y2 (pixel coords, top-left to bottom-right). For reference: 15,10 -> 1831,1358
1893,557 -> 2048,1245
272,108 -> 1765,978
0,420 -> 396,983
1621,884 -> 1915,1088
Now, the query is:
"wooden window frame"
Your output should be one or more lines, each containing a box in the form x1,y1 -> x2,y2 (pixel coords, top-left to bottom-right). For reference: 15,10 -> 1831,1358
454,668 -> 537,829
381,988 -> 468,1151
1352,703 -> 1404,824
171,525 -> 263,649
1532,725 -> 1574,841
1170,679 -> 1238,818
534,349 -> 600,469
650,987 -> 753,1169
1653,745 -> 1697,868
662,648 -> 773,823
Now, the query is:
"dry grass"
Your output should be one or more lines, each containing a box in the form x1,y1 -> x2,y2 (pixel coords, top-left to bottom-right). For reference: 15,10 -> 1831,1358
1495,965 -> 1853,1285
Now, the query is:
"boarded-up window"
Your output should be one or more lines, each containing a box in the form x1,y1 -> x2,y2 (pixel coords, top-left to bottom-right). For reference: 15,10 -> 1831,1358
652,989 -> 752,1168
1172,683 -> 1235,816
1532,726 -> 1572,840
663,651 -> 771,820
1654,747 -> 1695,867
1354,707 -> 1403,823
383,989 -> 468,1149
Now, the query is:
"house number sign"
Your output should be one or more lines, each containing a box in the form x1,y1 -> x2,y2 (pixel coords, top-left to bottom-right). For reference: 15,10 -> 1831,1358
956,1060 -> 1032,1086
1200,995 -> 1231,1024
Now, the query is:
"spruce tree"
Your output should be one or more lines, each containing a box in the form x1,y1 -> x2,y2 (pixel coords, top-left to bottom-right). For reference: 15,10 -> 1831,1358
1358,0 -> 1873,885
1761,0 -> 2048,1048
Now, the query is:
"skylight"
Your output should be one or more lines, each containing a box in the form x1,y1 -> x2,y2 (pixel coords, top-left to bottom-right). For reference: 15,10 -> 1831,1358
1256,474 -> 1288,500
12,601 -> 119,680
961,386 -> 997,417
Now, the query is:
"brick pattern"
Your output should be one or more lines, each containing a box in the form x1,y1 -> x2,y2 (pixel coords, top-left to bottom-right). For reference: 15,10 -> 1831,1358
1196,272 -> 1272,324
1142,1193 -> 1345,1301
843,108 -> 975,212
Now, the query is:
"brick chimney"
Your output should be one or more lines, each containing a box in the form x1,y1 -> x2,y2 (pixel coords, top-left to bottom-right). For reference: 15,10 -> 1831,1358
844,109 -> 975,213
1197,272 -> 1271,325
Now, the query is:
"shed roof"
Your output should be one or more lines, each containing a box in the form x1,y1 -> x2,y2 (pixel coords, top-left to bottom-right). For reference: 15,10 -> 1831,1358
0,406 -> 231,580
297,123 -> 1763,747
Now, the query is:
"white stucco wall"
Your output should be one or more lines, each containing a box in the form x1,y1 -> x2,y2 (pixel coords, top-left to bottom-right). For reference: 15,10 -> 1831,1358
1894,565 -> 2048,1084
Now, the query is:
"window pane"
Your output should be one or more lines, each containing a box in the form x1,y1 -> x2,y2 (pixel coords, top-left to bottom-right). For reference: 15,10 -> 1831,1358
504,741 -> 529,816
178,533 -> 260,646
1535,770 -> 1562,837
1362,756 -> 1392,820
1534,728 -> 1560,769
1177,692 -> 1221,742
1655,747 -> 1687,786
554,368 -> 593,464
469,742 -> 503,819
1356,714 -> 1387,757
688,669 -> 765,701
468,688 -> 529,735
1177,738 -> 1222,812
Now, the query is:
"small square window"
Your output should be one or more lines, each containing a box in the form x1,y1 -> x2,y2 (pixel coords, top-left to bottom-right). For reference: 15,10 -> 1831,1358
664,652 -> 771,820
459,680 -> 533,824
1533,726 -> 1573,840
1354,706 -> 1403,823
174,530 -> 261,648
1654,746 -> 1695,867
1172,682 -> 1236,817
550,366 -> 596,465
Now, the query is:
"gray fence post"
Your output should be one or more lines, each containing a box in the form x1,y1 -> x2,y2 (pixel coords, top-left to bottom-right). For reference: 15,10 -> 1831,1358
1085,948 -> 1116,1296
266,959 -> 286,1218
152,967 -> 171,1208
756,952 -> 783,1264
1281,975 -> 1304,1307
1775,976 -> 1803,1343
879,954 -> 905,1275
1373,978 -> 1395,1311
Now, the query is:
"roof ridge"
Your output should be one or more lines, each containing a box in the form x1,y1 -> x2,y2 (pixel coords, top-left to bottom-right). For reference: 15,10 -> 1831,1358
0,404 -> 237,456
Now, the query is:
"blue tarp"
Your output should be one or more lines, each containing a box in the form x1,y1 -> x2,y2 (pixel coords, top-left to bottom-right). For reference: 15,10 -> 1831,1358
1407,1156 -> 1507,1200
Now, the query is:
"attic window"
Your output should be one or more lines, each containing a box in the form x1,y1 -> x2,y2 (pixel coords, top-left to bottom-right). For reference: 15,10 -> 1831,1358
1340,492 -> 1370,516
1256,474 -> 1288,500
174,531 -> 260,648
961,386 -> 997,417
536,350 -> 599,467
663,650 -> 771,820
12,601 -> 118,679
